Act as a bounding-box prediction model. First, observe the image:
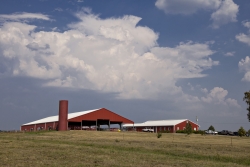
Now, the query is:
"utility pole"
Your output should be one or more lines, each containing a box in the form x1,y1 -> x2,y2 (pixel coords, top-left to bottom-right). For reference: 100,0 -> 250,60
196,116 -> 198,130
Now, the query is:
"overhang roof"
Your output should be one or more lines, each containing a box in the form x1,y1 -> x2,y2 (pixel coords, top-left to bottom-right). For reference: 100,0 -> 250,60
123,119 -> 198,127
22,109 -> 100,125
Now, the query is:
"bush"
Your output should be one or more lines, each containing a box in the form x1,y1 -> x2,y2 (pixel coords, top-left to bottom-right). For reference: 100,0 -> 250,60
176,130 -> 185,133
193,130 -> 205,135
185,122 -> 192,135
208,125 -> 215,131
238,126 -> 246,137
157,132 -> 162,138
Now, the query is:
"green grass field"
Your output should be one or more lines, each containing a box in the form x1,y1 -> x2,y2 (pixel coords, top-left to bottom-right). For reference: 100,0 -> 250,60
0,131 -> 250,167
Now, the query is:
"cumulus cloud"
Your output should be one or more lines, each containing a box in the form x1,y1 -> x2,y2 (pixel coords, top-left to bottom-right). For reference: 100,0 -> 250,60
201,87 -> 240,107
236,21 -> 250,46
0,11 -> 219,99
237,22 -> 250,82
242,21 -> 250,29
239,56 -> 250,82
224,51 -> 235,56
0,12 -> 50,22
155,0 -> 238,28
54,8 -> 63,12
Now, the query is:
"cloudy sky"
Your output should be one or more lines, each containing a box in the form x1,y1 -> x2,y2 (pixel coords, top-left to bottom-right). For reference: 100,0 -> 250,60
1,0 -> 250,131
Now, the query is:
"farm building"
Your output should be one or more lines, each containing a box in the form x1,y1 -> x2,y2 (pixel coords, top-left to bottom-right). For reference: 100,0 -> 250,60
123,119 -> 199,133
21,108 -> 134,131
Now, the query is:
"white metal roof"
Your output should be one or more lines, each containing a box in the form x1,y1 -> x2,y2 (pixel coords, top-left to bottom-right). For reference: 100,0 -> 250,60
22,108 -> 100,125
123,119 -> 193,127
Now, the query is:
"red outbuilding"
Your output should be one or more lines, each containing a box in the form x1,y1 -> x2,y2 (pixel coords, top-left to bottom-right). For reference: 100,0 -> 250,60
21,108 -> 134,131
123,119 -> 199,133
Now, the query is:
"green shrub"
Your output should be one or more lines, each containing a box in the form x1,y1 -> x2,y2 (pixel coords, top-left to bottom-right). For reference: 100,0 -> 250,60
157,132 -> 162,138
238,126 -> 246,137
176,130 -> 185,133
193,130 -> 205,135
185,122 -> 192,135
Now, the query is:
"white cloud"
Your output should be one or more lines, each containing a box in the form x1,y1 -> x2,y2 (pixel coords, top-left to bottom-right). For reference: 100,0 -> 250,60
239,56 -> 250,82
0,12 -> 50,22
54,8 -> 63,12
242,20 -> 250,29
201,88 -> 208,93
155,0 -> 239,28
155,0 -> 221,15
201,87 -> 240,107
210,0 -> 238,29
224,51 -> 235,56
236,21 -> 250,46
0,12 -> 219,100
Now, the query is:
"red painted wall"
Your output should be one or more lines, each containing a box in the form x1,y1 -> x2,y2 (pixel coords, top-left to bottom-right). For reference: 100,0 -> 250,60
20,108 -> 133,131
69,108 -> 134,124
21,122 -> 58,131
126,120 -> 199,133
175,120 -> 199,131
58,100 -> 68,131
133,126 -> 174,132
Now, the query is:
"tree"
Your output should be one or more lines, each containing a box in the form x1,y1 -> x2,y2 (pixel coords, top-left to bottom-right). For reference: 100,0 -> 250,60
238,126 -> 246,137
208,125 -> 215,131
243,91 -> 250,122
185,121 -> 192,135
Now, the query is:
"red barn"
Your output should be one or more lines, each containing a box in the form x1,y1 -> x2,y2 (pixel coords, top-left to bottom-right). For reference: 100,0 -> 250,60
123,119 -> 199,133
21,108 -> 133,131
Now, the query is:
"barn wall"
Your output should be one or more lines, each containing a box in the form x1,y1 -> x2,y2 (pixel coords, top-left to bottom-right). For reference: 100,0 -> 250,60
69,108 -> 134,124
175,120 -> 199,131
132,126 -> 174,132
21,122 -> 58,131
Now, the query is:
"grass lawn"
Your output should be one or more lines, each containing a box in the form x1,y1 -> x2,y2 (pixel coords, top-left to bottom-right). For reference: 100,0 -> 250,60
0,131 -> 250,167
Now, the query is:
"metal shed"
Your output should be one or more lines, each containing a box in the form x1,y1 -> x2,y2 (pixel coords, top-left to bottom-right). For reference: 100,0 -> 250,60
123,119 -> 199,133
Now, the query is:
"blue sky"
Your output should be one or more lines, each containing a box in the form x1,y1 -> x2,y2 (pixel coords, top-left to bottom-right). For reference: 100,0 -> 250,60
1,0 -> 250,131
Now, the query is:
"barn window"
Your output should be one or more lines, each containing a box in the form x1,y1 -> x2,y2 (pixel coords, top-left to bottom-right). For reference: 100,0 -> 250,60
194,128 -> 196,131
177,127 -> 179,130
160,127 -> 162,131
183,127 -> 186,130
168,127 -> 171,130
164,127 -> 166,131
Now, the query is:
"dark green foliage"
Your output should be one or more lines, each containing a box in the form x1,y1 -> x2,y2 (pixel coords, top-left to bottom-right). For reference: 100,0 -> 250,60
243,91 -> 250,122
238,127 -> 246,137
193,130 -> 205,135
208,125 -> 215,131
185,122 -> 192,135
176,130 -> 185,133
156,132 -> 162,138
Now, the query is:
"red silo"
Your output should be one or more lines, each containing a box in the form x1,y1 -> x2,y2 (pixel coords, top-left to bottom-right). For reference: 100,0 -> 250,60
58,100 -> 68,131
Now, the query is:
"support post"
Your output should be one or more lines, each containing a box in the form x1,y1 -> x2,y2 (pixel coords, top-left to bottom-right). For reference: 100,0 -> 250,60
96,120 -> 97,131
119,123 -> 122,130
108,120 -> 110,130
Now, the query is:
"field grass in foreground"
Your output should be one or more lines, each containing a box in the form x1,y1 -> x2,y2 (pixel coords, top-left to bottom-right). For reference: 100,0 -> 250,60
0,131 -> 250,167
